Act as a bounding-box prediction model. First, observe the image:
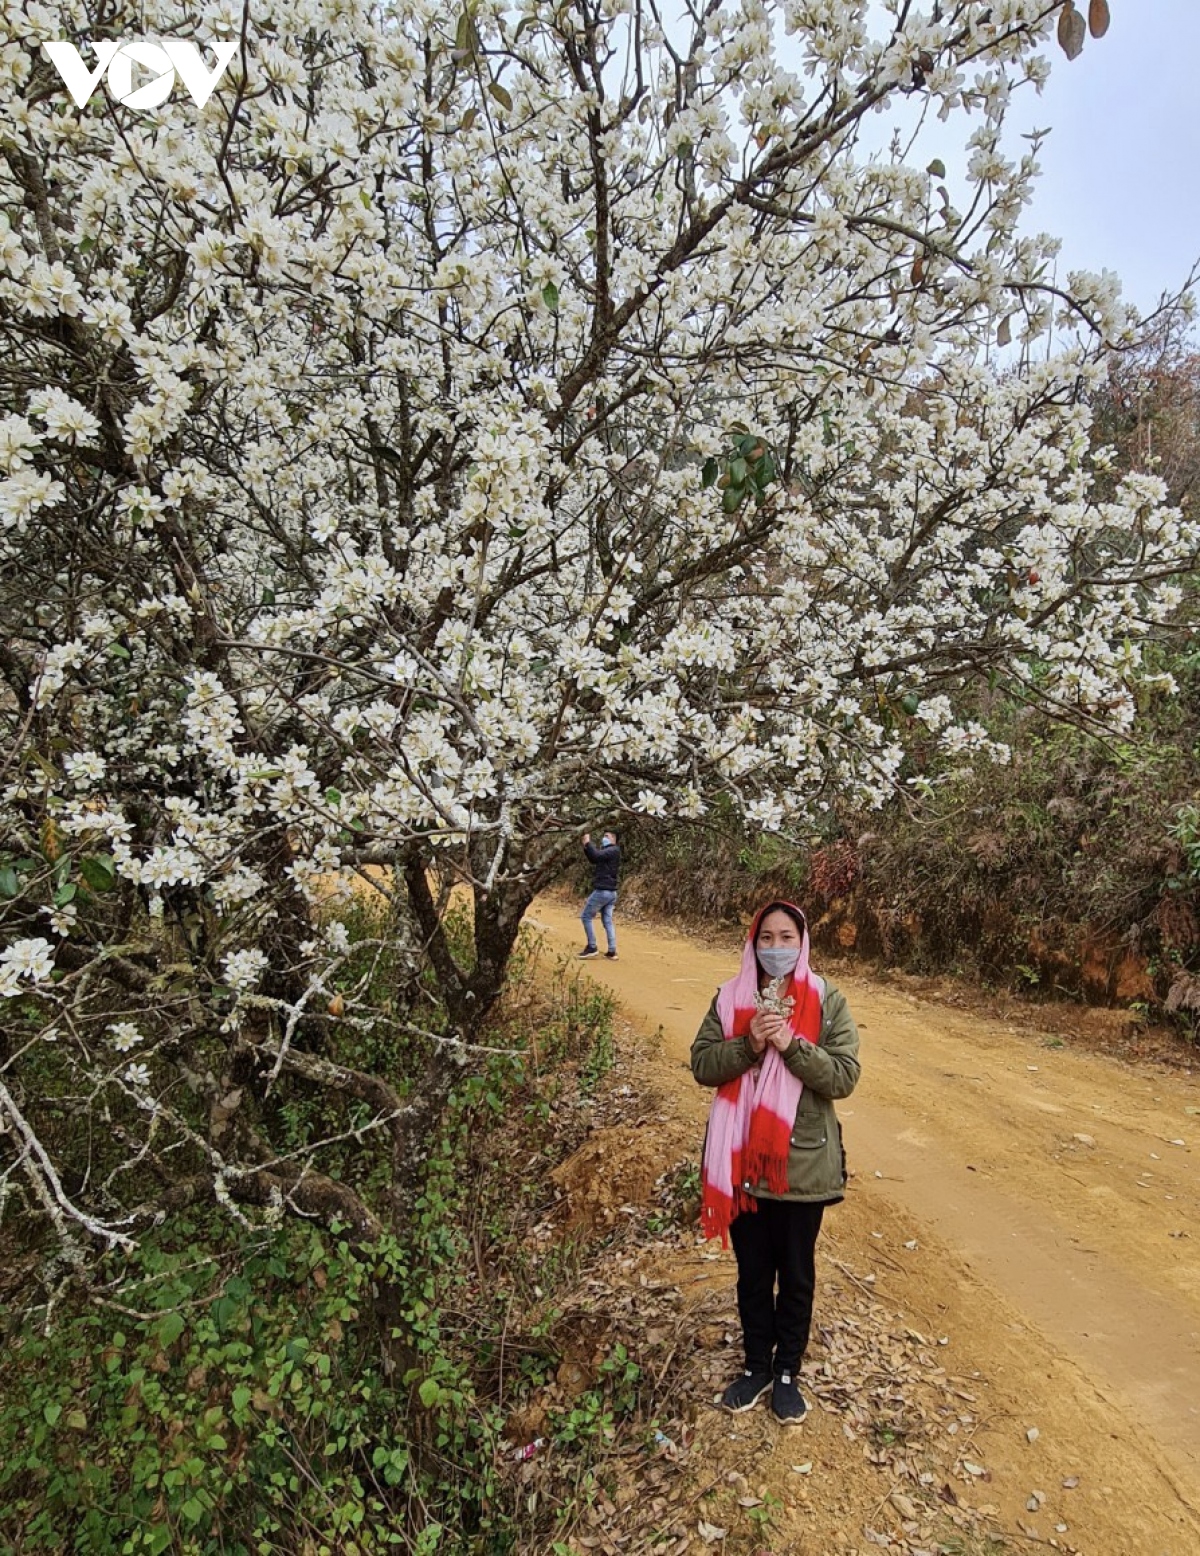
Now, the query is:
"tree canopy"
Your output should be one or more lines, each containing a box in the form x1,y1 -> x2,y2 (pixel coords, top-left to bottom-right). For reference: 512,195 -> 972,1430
1,0 -> 1195,1267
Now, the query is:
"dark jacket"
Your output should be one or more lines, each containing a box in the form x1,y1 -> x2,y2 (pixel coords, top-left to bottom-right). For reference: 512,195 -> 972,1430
690,980 -> 861,1203
583,840 -> 620,892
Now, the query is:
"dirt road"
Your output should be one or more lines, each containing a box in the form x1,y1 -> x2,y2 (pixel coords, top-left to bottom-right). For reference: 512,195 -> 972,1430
528,895 -> 1200,1554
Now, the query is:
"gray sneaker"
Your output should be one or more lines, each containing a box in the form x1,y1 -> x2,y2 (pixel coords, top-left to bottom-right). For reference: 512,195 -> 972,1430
720,1369 -> 772,1413
771,1371 -> 808,1426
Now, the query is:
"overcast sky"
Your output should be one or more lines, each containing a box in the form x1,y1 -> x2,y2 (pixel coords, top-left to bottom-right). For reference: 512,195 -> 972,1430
1006,0 -> 1200,312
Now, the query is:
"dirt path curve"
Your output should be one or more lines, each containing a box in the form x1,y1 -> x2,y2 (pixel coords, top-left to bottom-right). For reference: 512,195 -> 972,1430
528,894 -> 1200,1551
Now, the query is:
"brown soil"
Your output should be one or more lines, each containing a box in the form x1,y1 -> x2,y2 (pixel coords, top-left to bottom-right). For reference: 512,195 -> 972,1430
552,1122 -> 694,1234
525,893 -> 1200,1556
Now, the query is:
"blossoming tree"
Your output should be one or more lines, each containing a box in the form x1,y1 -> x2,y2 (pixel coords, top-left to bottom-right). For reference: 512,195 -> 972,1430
1,0 -> 1194,1266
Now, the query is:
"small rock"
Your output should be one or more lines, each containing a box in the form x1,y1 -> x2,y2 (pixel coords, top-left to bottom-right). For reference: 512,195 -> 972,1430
1026,1426 -> 1040,1443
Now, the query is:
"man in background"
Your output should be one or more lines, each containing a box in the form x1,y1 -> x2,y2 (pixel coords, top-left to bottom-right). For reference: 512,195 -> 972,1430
580,827 -> 621,960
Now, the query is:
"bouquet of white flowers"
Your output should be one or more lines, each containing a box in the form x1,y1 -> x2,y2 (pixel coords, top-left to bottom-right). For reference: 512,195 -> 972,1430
754,977 -> 795,1022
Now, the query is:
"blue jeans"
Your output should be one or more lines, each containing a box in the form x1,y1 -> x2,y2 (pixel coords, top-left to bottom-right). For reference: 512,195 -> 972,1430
581,889 -> 617,952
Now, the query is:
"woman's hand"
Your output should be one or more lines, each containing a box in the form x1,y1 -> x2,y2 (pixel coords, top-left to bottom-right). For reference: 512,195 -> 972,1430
749,1012 -> 782,1052
749,1011 -> 793,1055
765,1021 -> 794,1054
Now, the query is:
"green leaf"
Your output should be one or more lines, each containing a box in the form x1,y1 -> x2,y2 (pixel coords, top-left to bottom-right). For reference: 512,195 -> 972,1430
212,1296 -> 238,1331
0,867 -> 18,898
43,1403 -> 62,1427
900,692 -> 921,716
729,458 -> 747,486
753,455 -> 777,489
80,855 -> 116,892
157,1311 -> 185,1348
261,586 -> 275,605
180,1497 -> 205,1526
701,458 -> 718,489
232,1386 -> 252,1412
324,787 -> 342,807
418,1378 -> 441,1408
53,881 -> 77,907
108,641 -> 131,659
721,484 -> 745,514
359,189 -> 372,209
927,158 -> 946,179
541,281 -> 559,312
489,80 -> 513,112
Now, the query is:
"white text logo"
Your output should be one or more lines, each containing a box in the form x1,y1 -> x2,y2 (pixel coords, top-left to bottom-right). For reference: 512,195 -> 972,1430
43,40 -> 237,111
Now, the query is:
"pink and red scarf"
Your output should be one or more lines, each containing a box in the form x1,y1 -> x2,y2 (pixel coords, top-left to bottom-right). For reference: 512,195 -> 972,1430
699,902 -> 823,1244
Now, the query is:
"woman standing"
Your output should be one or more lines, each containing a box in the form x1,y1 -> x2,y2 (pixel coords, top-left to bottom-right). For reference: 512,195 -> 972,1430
691,901 -> 861,1425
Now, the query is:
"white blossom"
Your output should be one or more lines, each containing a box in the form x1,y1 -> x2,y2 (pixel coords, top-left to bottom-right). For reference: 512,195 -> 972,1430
0,937 -> 56,989
64,750 -> 107,787
223,947 -> 269,992
109,1022 -> 144,1052
41,902 -> 79,937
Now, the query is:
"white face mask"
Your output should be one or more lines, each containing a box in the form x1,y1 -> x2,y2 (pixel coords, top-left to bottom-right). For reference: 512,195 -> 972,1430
756,945 -> 800,978
602,835 -> 614,847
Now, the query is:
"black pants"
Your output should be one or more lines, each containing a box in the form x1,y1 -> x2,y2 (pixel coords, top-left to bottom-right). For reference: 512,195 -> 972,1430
729,1198 -> 825,1376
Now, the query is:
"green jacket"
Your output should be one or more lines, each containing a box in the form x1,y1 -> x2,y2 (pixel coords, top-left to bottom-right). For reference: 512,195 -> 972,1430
690,979 -> 861,1204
